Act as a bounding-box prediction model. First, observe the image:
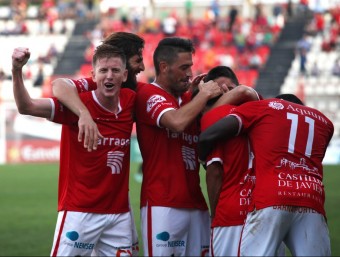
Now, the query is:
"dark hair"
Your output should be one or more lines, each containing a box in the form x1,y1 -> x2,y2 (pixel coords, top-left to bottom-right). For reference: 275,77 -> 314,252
194,66 -> 239,107
275,94 -> 304,105
102,32 -> 144,60
153,37 -> 195,75
92,44 -> 126,67
204,66 -> 239,85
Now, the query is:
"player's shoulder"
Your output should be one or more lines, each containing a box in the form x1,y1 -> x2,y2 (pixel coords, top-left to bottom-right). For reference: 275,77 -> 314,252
71,77 -> 96,92
201,106 -> 232,131
136,83 -> 165,99
120,88 -> 136,103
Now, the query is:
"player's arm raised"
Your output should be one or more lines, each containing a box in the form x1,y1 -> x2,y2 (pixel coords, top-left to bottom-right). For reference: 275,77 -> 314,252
12,47 -> 51,118
52,78 -> 103,151
212,85 -> 260,108
160,80 -> 222,133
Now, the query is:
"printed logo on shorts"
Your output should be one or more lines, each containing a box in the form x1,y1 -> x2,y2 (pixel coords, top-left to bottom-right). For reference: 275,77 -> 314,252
156,231 -> 170,241
66,231 -> 79,241
147,95 -> 166,112
155,231 -> 185,248
107,151 -> 124,174
268,101 -> 284,110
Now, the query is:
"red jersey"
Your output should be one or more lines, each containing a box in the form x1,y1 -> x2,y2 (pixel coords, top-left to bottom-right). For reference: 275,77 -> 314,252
70,77 -> 146,92
201,105 -> 255,227
231,99 -> 334,216
135,82 -> 208,210
50,89 -> 136,214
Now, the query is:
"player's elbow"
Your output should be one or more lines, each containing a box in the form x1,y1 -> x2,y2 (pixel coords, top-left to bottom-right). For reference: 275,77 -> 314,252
167,125 -> 185,133
16,103 -> 34,115
51,78 -> 72,97
237,86 -> 259,101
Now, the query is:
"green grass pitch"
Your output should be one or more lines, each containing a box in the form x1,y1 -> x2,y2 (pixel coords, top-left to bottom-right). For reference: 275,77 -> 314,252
0,163 -> 339,256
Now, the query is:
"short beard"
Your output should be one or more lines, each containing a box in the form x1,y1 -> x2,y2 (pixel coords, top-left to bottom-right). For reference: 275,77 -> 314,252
122,72 -> 137,91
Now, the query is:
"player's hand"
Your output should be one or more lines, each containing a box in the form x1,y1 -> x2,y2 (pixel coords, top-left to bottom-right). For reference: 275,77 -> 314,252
199,80 -> 223,99
189,73 -> 207,92
220,83 -> 230,93
12,47 -> 30,70
78,111 -> 103,151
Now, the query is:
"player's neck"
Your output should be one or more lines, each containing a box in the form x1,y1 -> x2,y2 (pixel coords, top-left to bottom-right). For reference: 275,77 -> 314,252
154,78 -> 179,98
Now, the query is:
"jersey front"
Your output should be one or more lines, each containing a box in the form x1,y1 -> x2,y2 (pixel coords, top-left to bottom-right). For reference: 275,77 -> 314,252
135,83 -> 208,210
231,99 -> 334,216
201,105 -> 255,227
50,89 -> 136,214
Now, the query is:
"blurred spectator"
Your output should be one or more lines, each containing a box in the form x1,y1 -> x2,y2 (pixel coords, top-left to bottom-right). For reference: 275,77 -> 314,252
210,0 -> 220,25
33,64 -> 44,87
46,43 -> 59,63
75,0 -> 87,20
0,69 -> 7,81
314,12 -> 325,35
298,0 -> 310,14
37,44 -> 58,64
228,6 -> 238,32
131,7 -> 144,33
10,0 -> 27,20
248,50 -> 263,70
185,0 -> 193,22
161,13 -> 178,36
234,32 -> 246,53
310,61 -> 321,76
119,4 -> 129,26
273,3 -> 283,24
219,53 -> 235,69
332,58 -> 340,77
296,34 -> 311,75
286,0 -> 294,18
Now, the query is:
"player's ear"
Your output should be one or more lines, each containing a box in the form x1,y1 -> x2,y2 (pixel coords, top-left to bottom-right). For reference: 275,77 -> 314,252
123,68 -> 128,82
159,61 -> 168,73
91,69 -> 96,82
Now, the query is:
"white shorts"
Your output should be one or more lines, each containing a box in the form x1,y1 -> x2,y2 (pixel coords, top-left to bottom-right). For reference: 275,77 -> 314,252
50,211 -> 133,256
240,206 -> 331,256
210,226 -> 243,256
210,225 -> 286,257
141,206 -> 210,256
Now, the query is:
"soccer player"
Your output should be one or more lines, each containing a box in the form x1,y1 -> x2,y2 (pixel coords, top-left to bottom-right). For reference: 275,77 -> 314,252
135,37 -> 223,256
52,32 -> 145,151
12,44 -> 135,256
199,66 -> 259,256
199,94 -> 334,256
51,32 -> 145,255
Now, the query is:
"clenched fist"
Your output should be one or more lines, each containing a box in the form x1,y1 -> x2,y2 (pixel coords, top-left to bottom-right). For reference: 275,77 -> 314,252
12,47 -> 31,71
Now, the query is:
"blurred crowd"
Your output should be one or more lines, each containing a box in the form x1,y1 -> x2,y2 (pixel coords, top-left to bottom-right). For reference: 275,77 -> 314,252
1,0 -> 340,86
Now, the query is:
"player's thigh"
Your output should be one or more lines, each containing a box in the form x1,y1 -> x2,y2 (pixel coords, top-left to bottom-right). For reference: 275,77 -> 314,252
141,206 -> 192,256
50,211 -> 103,256
286,210 -> 331,256
210,226 -> 242,256
240,207 -> 290,256
186,209 -> 210,256
94,212 -> 133,256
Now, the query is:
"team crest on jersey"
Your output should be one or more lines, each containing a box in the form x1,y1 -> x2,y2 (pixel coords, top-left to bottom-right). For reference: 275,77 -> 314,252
147,95 -> 166,112
268,101 -> 284,110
